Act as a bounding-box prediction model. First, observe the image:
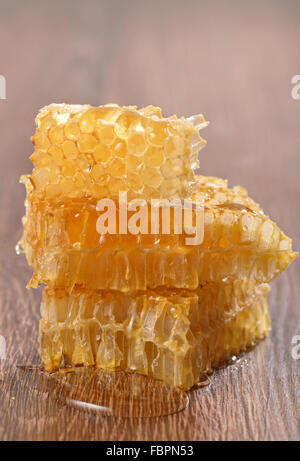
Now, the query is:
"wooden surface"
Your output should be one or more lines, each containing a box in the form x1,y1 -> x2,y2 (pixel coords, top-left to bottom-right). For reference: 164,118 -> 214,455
0,0 -> 299,441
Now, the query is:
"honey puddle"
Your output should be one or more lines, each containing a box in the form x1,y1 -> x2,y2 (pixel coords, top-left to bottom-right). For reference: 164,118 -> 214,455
17,366 -> 193,417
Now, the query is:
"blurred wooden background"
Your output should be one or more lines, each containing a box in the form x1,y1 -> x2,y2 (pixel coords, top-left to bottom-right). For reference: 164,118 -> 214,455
0,0 -> 299,441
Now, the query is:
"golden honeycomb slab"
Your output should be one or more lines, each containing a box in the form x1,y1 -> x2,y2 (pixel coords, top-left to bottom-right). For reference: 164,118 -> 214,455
40,282 -> 270,389
25,104 -> 208,201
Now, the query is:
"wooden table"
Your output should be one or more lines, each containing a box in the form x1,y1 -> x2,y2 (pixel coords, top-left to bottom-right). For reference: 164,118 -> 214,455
0,0 -> 299,441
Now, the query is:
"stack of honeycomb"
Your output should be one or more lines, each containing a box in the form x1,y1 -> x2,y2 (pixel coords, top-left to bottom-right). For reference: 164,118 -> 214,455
19,104 -> 297,390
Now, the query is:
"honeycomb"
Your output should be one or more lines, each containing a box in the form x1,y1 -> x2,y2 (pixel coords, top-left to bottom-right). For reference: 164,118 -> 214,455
18,103 -> 298,390
20,176 -> 297,290
25,245 -> 296,291
26,104 -> 208,201
40,282 -> 270,389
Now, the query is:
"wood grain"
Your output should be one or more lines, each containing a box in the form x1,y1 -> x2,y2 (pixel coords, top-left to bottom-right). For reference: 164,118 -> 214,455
0,0 -> 299,441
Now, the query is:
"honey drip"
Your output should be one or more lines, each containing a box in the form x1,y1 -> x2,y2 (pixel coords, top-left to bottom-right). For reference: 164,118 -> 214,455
18,366 -> 190,418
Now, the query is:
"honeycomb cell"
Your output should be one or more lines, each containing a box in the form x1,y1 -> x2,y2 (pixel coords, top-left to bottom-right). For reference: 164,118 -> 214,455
127,173 -> 144,193
127,132 -> 147,156
78,154 -> 94,173
114,111 -> 140,139
31,167 -> 50,188
112,139 -> 127,158
126,154 -> 144,173
96,121 -> 116,145
32,131 -> 50,152
36,154 -> 53,168
161,158 -> 183,178
61,159 -> 76,177
73,172 -> 87,190
79,111 -> 96,133
164,136 -> 185,158
90,164 -> 105,183
62,140 -> 78,158
39,116 -> 54,131
78,133 -> 98,153
141,167 -> 163,188
93,144 -> 111,163
146,121 -> 168,147
29,150 -> 40,166
145,147 -> 165,167
64,121 -> 80,141
48,146 -> 64,164
106,158 -> 125,177
49,126 -> 64,145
